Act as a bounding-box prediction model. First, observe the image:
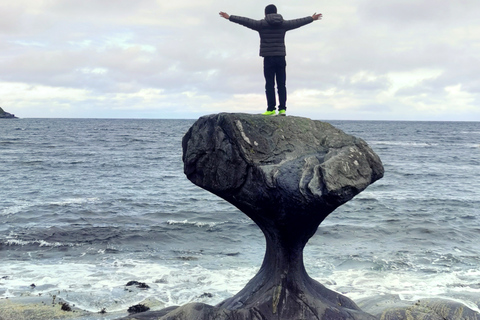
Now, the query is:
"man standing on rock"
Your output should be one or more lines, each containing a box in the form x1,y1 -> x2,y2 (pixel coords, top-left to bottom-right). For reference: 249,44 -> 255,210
219,5 -> 322,116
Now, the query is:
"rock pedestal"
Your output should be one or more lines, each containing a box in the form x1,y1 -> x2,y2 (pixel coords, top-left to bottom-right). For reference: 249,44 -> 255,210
167,113 -> 383,319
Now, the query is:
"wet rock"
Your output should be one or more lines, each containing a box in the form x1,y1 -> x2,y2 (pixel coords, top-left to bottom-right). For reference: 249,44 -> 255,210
119,306 -> 179,320
60,302 -> 72,312
126,281 -> 150,289
127,304 -> 150,314
358,296 -> 480,320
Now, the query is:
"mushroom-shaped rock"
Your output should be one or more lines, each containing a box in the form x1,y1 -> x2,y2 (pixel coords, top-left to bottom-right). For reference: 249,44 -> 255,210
176,113 -> 383,320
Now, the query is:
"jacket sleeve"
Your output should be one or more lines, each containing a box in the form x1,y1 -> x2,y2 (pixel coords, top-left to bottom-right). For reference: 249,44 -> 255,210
229,15 -> 262,31
283,16 -> 314,31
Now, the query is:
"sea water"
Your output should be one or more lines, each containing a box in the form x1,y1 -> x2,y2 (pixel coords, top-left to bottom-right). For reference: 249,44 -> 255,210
1,118 -> 480,316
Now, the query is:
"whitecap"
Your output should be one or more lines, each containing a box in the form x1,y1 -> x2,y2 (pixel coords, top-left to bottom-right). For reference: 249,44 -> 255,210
166,219 -> 225,228
48,197 -> 99,206
1,204 -> 29,216
4,239 -> 77,248
371,141 -> 439,147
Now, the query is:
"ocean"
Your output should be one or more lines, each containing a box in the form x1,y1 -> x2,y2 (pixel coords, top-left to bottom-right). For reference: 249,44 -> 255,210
1,118 -> 480,318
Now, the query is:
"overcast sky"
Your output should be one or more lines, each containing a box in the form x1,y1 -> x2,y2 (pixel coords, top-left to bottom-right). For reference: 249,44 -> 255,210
1,0 -> 479,120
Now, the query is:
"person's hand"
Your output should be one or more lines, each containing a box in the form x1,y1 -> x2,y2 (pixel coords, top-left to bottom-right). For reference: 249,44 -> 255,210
312,13 -> 322,21
219,12 -> 230,19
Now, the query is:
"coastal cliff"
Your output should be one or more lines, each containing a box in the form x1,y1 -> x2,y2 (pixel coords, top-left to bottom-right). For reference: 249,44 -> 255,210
0,107 -> 17,118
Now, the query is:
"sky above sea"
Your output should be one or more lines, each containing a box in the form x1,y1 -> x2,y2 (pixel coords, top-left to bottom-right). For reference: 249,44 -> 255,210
1,0 -> 479,121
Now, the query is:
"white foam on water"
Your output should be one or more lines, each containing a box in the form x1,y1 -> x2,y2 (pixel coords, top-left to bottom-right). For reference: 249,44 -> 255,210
0,259 -> 258,313
166,219 -> 228,228
113,260 -> 258,307
1,203 -> 29,216
311,267 -> 480,311
4,255 -> 479,315
371,141 -> 439,147
4,239 -> 76,247
48,197 -> 100,206
0,197 -> 99,217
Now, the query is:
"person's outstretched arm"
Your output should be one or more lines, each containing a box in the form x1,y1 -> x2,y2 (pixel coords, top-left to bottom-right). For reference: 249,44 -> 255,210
283,12 -> 322,31
218,11 -> 261,31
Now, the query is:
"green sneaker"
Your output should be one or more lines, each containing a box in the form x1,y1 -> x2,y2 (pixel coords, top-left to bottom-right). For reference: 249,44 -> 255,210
262,110 -> 276,116
278,109 -> 286,116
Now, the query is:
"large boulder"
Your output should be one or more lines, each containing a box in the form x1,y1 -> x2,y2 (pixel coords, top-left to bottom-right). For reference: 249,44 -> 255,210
165,113 -> 383,319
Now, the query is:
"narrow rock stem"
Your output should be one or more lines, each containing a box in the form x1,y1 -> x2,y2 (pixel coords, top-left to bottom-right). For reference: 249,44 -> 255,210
218,225 -> 312,309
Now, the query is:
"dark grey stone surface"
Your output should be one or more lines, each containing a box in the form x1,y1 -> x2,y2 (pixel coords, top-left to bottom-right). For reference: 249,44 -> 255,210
168,113 -> 383,319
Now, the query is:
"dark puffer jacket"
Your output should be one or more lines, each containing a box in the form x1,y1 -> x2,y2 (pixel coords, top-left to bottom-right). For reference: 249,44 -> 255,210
229,13 -> 314,57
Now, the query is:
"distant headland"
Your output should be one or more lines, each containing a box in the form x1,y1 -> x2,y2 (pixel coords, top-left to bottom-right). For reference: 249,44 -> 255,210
0,107 -> 18,118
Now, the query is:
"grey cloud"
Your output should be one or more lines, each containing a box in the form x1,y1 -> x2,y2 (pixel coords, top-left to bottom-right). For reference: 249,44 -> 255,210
0,6 -> 24,34
357,0 -> 480,26
1,0 -> 479,120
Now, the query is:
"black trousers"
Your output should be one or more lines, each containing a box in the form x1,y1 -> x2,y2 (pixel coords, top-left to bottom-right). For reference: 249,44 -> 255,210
263,56 -> 286,111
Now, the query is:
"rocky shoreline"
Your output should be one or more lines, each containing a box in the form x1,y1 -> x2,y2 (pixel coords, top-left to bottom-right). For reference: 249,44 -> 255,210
357,295 -> 480,320
1,294 -> 479,320
0,290 -> 166,320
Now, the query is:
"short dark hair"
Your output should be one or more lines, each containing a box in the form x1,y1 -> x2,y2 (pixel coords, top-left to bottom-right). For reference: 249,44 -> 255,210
265,4 -> 277,15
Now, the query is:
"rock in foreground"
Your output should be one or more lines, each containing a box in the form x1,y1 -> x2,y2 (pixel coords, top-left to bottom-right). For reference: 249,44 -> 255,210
170,113 -> 383,319
358,295 -> 480,320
